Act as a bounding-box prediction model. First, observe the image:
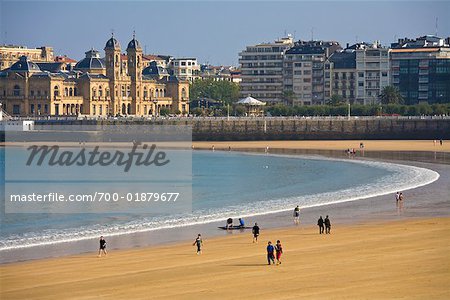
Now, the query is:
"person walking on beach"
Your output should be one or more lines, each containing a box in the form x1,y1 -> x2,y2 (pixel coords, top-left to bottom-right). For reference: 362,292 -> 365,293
267,241 -> 275,265
193,234 -> 203,255
324,216 -> 331,234
275,240 -> 283,265
252,223 -> 260,243
293,205 -> 300,224
317,216 -> 325,234
395,192 -> 400,204
98,236 -> 107,257
239,218 -> 245,228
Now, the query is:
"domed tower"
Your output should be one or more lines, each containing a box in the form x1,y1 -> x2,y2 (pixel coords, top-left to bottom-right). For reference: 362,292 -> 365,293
126,32 -> 143,115
104,34 -> 121,115
126,32 -> 143,82
104,34 -> 121,80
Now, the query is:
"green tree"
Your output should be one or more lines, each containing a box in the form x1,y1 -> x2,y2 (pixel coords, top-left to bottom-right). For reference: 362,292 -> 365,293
326,94 -> 345,106
379,86 -> 404,105
282,90 -> 295,106
159,107 -> 170,116
190,79 -> 240,104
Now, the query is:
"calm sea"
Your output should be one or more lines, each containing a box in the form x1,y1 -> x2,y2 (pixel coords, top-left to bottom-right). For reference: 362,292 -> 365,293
0,149 -> 438,251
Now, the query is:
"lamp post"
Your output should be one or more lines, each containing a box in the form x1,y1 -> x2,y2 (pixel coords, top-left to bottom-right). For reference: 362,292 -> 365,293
347,102 -> 351,120
152,99 -> 158,118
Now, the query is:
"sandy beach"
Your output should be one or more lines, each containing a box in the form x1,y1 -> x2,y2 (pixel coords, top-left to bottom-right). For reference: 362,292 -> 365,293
1,140 -> 449,299
1,217 -> 449,299
193,140 -> 450,152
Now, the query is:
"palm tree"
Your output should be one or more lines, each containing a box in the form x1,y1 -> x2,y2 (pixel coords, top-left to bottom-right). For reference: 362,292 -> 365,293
379,86 -> 404,105
282,90 -> 295,106
326,94 -> 345,106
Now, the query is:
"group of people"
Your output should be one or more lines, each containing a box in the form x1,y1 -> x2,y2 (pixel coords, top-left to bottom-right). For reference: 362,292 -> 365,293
266,240 -> 283,265
317,216 -> 331,234
225,217 -> 246,229
97,207 -> 332,265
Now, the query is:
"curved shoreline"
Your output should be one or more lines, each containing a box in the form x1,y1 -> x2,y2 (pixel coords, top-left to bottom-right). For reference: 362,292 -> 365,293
1,149 -> 448,264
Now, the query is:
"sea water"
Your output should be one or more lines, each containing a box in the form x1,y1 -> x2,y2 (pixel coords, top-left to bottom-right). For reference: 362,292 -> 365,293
0,149 -> 439,251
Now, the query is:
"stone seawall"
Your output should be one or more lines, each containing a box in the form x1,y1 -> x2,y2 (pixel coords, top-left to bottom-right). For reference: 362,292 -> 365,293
29,118 -> 450,140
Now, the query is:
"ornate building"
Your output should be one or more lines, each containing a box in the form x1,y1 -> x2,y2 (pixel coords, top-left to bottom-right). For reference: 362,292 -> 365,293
0,35 -> 189,117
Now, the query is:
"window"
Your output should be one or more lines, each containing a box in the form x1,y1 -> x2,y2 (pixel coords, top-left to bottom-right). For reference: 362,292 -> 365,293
358,72 -> 364,78
30,104 -> 35,114
92,87 -> 97,97
181,88 -> 187,99
358,82 -> 364,87
13,85 -> 20,96
53,86 -> 59,97
99,86 -> 103,97
44,104 -> 48,113
13,104 -> 20,114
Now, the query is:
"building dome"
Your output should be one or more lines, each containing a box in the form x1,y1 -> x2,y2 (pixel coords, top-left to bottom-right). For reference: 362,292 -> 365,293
142,61 -> 169,78
105,36 -> 121,49
9,56 -> 41,72
127,37 -> 142,50
74,49 -> 105,71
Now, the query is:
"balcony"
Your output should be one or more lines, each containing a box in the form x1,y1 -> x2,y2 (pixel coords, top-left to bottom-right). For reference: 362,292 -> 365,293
418,85 -> 428,92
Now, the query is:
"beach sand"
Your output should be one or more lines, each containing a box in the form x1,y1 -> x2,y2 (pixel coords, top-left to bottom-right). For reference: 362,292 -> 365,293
1,217 -> 449,299
193,140 -> 450,153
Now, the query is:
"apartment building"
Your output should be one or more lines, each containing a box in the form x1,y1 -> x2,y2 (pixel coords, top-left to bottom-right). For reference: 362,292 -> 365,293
328,47 -> 357,103
239,36 -> 294,103
1,45 -> 54,70
390,35 -> 450,104
355,42 -> 390,104
169,58 -> 201,82
283,41 -> 341,105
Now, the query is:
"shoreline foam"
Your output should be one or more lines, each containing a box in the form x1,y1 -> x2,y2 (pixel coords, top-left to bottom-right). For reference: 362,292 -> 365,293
0,152 -> 439,252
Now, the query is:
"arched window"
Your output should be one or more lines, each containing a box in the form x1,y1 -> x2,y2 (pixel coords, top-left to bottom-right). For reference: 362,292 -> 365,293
122,103 -> 126,115
64,87 -> 68,96
156,89 -> 159,98
53,86 -> 59,97
163,89 -> 166,97
99,86 -> 103,97
69,88 -> 73,96
181,88 -> 187,99
74,87 -> 77,96
13,85 -> 20,96
92,87 -> 97,97
143,87 -> 148,99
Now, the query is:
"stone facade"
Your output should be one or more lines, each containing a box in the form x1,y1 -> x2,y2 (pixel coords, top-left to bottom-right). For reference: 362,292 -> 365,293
0,35 -> 189,117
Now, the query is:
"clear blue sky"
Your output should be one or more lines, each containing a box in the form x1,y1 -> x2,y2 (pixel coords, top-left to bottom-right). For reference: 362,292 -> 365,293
1,1 -> 449,65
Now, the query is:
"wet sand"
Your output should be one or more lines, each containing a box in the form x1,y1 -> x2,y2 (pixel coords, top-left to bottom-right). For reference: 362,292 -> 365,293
193,140 -> 450,152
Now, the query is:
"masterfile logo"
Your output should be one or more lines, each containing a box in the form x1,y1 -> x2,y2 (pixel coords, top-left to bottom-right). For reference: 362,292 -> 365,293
4,124 -> 192,214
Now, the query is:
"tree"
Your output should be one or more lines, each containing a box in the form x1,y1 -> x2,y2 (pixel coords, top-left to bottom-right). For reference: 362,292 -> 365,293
326,94 -> 345,106
379,86 -> 404,105
159,107 -> 170,116
282,90 -> 295,106
190,79 -> 240,104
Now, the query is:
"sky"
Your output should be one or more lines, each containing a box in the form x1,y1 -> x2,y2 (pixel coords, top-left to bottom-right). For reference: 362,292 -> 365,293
1,1 -> 449,66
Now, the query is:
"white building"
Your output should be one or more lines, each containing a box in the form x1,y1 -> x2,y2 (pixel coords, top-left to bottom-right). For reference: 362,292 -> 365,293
355,41 -> 390,104
239,36 -> 294,103
169,58 -> 201,82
